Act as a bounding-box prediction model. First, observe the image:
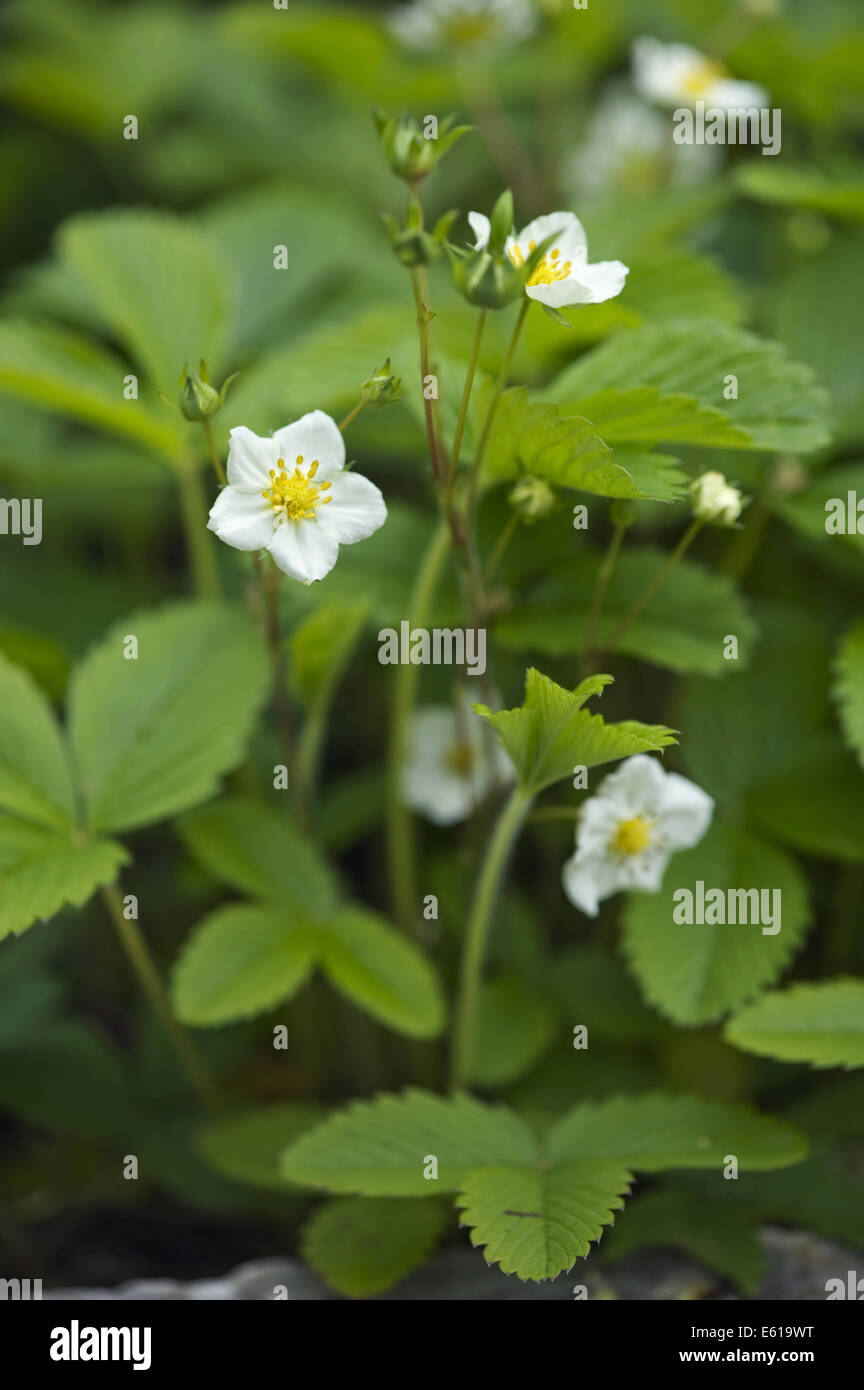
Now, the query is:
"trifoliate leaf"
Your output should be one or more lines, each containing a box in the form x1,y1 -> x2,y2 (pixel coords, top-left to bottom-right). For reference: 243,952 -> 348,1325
0,819 -> 128,939
545,319 -> 832,453
171,904 -> 318,1026
0,652 -> 76,829
178,797 -> 339,918
69,602 -> 269,834
725,981 -> 864,1070
456,1162 -> 632,1281
474,668 -> 676,795
833,617 -> 864,769
199,1102 -> 326,1190
547,1092 -> 807,1171
621,823 -> 811,1025
301,1197 -> 446,1297
321,907 -> 445,1039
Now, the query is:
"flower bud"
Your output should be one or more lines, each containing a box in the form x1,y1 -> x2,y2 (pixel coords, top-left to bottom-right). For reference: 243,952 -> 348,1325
382,207 -> 456,267
689,471 -> 746,526
178,360 -> 237,421
361,359 -> 403,407
450,245 -> 524,309
374,109 -> 471,184
508,475 -> 558,522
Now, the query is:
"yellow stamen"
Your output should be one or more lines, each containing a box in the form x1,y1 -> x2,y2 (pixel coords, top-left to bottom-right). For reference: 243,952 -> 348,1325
262,456 -> 331,521
611,816 -> 653,856
446,742 -> 474,776
508,237 -> 572,287
681,58 -> 726,99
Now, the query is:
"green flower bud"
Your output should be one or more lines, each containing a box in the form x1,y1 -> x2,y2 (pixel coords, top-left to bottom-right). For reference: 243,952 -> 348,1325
178,360 -> 237,421
382,207 -> 456,267
360,359 -> 403,407
508,475 -> 558,522
373,109 -> 472,184
450,246 -> 524,309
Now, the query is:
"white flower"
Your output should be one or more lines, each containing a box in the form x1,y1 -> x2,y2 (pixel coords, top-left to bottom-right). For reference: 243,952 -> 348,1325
387,0 -> 537,54
564,84 -> 719,198
468,209 -> 628,309
401,703 -> 515,825
690,471 -> 746,526
562,755 -> 713,916
632,37 -> 768,111
207,411 -> 387,585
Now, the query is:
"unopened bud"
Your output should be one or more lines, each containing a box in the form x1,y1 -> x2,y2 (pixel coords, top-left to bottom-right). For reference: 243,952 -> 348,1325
690,471 -> 746,525
361,359 -> 403,406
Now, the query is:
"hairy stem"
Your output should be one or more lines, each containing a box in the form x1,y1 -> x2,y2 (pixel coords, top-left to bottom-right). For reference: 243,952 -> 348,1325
447,309 -> 487,504
599,518 -> 703,658
202,418 -> 227,485
178,463 -> 220,599
582,518 -> 627,675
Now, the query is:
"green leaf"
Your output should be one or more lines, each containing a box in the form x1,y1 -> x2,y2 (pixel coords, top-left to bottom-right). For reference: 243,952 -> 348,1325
833,618 -> 864,769
301,1197 -> 446,1297
0,1020 -> 135,1142
606,450 -> 689,503
725,981 -> 864,1070
281,1089 -> 538,1196
547,1093 -> 807,1172
0,625 -> 69,703
545,319 -> 832,453
0,819 -> 127,939
621,823 -> 812,1025
469,977 -> 557,1087
456,1162 -> 632,1281
601,1187 -> 764,1293
69,602 -> 269,834
749,735 -> 864,863
481,388 -> 613,491
496,551 -> 757,677
199,1103 -> 326,1191
0,320 -> 183,460
736,163 -> 864,222
171,904 -> 317,1026
474,667 -> 677,795
321,907 -> 445,1040
59,209 -> 232,393
0,652 -> 76,829
543,947 -> 664,1045
178,797 -> 339,918
289,600 -> 369,711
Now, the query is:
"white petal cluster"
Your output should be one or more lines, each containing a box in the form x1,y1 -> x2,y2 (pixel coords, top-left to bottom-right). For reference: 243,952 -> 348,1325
690,471 -> 746,526
632,37 -> 768,112
401,703 -> 515,825
469,209 -> 629,309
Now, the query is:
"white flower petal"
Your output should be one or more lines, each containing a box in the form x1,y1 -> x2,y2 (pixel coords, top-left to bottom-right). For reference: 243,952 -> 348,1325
515,211 -> 587,263
468,211 -> 491,248
655,773 -> 714,851
207,487 -> 274,551
526,257 -> 629,308
562,851 -> 622,916
706,78 -> 769,111
317,470 -> 387,545
266,518 -> 338,584
272,410 -> 345,480
226,426 -> 278,490
594,755 -> 670,818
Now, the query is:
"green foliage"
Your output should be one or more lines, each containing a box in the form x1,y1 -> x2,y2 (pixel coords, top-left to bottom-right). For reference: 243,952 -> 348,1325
601,1188 -> 764,1294
282,1089 -> 804,1279
469,977 -> 557,1086
833,618 -> 864,769
474,668 -> 677,795
725,981 -> 864,1070
622,823 -> 811,1025
301,1197 -> 446,1297
199,1103 -> 326,1191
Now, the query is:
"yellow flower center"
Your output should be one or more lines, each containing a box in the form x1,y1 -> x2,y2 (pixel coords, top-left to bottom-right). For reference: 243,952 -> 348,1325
446,742 -> 475,776
611,816 -> 653,856
262,455 -> 331,522
444,16 -> 494,44
681,58 -> 726,98
508,239 -> 572,287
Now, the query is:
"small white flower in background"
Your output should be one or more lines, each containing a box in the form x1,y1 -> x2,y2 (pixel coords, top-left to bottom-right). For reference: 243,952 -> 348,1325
632,37 -> 768,111
207,411 -> 386,585
401,703 -> 515,826
468,210 -> 629,309
562,755 -> 713,917
690,471 -> 746,526
387,0 -> 537,55
564,84 -> 720,198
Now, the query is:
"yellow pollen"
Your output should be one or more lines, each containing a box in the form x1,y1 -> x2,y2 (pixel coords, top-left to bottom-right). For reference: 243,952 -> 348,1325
681,58 -> 726,98
507,237 -> 572,287
611,816 -> 653,856
262,456 -> 331,521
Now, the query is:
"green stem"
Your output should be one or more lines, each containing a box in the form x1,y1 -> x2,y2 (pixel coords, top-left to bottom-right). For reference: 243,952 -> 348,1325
582,518 -> 627,675
101,883 -> 224,1115
527,804 -> 583,825
338,400 -> 366,433
484,510 -> 520,585
387,519 -> 451,932
202,418 -> 227,485
410,264 -> 444,486
178,463 -> 220,598
450,786 -> 530,1090
599,518 -> 703,658
447,309 -> 487,503
458,66 -> 547,213
466,299 -> 529,533
259,555 -> 302,821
